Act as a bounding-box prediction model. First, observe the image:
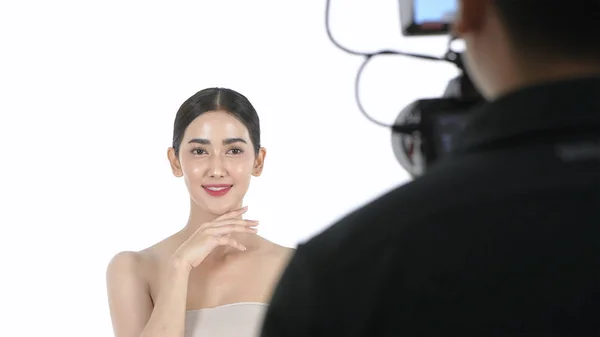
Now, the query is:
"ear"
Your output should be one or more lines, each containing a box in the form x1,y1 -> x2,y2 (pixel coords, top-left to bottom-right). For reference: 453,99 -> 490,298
252,147 -> 266,177
167,147 -> 183,177
452,0 -> 486,37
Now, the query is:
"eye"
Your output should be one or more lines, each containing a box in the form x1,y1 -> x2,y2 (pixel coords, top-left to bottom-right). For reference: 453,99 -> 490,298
191,148 -> 207,155
228,148 -> 244,155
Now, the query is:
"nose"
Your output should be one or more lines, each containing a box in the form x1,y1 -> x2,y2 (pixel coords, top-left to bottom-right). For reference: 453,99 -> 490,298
208,154 -> 226,178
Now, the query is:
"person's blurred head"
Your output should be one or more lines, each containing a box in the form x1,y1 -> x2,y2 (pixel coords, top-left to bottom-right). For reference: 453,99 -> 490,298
167,88 -> 266,216
454,0 -> 600,99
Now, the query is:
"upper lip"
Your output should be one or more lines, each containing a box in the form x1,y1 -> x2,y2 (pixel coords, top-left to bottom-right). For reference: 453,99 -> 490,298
202,184 -> 233,188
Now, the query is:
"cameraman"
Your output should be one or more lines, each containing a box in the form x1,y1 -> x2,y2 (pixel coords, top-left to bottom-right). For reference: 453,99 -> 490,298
261,0 -> 600,336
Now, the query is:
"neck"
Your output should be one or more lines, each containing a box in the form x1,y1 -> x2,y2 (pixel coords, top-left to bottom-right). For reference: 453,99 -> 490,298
181,199 -> 264,258
493,57 -> 600,100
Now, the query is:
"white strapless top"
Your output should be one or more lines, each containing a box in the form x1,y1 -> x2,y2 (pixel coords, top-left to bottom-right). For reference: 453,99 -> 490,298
184,302 -> 268,337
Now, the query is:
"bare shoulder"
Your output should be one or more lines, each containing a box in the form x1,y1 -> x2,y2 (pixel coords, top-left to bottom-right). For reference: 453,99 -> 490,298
107,232 -> 183,281
105,235 -> 184,337
261,240 -> 296,266
107,251 -> 145,276
256,242 -> 296,296
278,245 -> 296,262
106,250 -> 153,295
106,247 -> 153,276
106,251 -> 155,337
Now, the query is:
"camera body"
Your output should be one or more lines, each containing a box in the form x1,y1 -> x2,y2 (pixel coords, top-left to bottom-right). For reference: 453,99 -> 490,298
392,0 -> 485,177
392,84 -> 484,176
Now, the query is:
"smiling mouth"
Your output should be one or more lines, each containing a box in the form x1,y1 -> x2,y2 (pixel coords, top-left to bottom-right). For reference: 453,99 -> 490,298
202,185 -> 233,196
204,186 -> 232,191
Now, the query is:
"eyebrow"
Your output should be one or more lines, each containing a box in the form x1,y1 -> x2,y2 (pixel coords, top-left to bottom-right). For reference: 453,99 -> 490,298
187,137 -> 247,145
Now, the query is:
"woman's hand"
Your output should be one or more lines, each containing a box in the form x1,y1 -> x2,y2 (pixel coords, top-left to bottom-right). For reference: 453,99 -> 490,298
170,206 -> 258,271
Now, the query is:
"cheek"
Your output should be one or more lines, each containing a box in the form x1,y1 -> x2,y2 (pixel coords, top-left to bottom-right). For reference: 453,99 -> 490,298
181,159 -> 205,182
227,159 -> 254,178
231,162 -> 253,175
190,165 -> 204,176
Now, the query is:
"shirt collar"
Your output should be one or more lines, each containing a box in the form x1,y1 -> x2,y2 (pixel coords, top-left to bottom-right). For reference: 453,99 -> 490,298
453,76 -> 600,153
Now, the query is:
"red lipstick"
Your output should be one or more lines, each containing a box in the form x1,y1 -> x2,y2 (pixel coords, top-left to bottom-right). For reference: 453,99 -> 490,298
202,184 -> 233,197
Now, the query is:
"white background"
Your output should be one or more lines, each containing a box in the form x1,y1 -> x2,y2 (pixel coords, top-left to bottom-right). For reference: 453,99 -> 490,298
0,0 -> 458,336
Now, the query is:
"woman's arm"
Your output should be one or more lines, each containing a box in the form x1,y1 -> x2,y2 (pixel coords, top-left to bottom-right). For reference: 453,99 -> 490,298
106,208 -> 257,337
106,251 -> 154,337
106,251 -> 191,337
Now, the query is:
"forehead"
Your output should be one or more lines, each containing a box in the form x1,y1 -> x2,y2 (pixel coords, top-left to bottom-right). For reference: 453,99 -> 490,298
185,110 -> 249,138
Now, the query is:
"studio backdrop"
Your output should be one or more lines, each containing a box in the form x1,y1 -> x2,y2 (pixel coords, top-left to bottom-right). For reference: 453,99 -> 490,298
0,0 -> 458,336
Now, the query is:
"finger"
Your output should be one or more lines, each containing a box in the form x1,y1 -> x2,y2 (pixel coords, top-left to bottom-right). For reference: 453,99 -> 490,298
215,235 -> 247,251
205,219 -> 259,229
214,206 -> 248,221
204,224 -> 258,236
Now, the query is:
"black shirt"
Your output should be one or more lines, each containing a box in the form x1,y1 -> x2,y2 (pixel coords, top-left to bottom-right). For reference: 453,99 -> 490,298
260,77 -> 600,337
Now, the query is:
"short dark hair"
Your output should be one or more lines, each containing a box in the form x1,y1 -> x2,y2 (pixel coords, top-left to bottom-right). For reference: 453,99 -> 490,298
172,87 -> 261,156
493,0 -> 600,61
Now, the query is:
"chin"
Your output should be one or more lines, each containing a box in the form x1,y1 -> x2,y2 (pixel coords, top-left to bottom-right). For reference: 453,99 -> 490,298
190,186 -> 247,216
201,200 -> 242,216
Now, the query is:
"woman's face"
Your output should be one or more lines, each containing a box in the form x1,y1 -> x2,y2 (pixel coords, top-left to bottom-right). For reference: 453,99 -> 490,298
168,110 -> 265,216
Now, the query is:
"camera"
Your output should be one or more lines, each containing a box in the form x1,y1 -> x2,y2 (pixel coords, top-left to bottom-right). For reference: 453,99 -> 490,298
392,0 -> 485,177
324,0 -> 484,176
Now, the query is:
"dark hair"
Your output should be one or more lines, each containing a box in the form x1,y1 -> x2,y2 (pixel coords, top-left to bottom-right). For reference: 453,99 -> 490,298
172,87 -> 261,156
493,0 -> 600,61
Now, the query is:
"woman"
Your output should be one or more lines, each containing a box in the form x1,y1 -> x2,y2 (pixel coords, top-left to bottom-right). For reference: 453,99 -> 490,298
106,87 -> 294,337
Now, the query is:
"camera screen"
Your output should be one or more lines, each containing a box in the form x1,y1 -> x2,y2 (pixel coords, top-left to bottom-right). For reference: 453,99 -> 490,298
414,0 -> 456,25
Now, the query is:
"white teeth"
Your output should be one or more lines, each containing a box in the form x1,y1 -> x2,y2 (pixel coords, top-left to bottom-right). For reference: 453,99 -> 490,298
206,186 -> 229,191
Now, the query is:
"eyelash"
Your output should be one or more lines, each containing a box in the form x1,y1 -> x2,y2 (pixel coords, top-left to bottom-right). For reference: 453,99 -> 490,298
191,148 -> 207,155
191,147 -> 244,155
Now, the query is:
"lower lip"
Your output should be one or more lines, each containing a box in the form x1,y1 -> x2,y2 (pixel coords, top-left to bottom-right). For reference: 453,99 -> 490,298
203,186 -> 232,197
